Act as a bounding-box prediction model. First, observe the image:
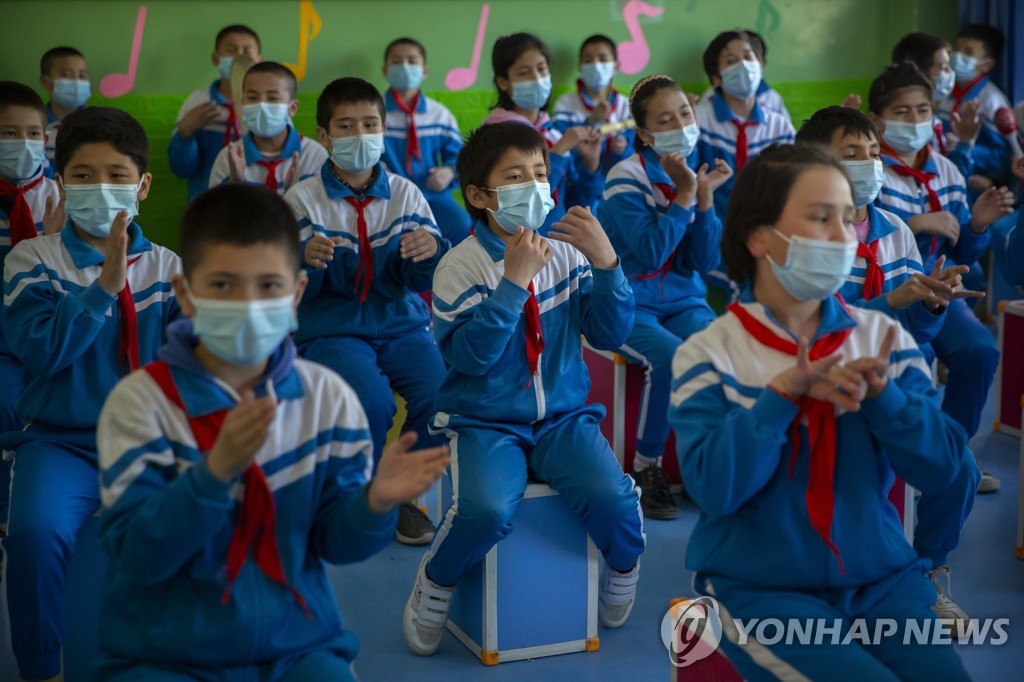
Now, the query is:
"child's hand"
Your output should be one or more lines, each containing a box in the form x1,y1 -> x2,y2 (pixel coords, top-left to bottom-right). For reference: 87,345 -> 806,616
178,102 -> 221,139
426,165 -> 455,192
205,389 -> 276,482
98,211 -> 131,296
610,134 -> 628,155
41,194 -> 66,235
576,132 -> 602,173
586,100 -> 612,125
227,143 -> 246,184
951,100 -> 982,143
843,325 -> 896,401
1012,156 -> 1024,183
400,227 -> 438,262
840,93 -> 862,110
283,152 -> 301,191
929,255 -> 985,306
970,185 -> 1014,231
304,234 -> 344,269
366,432 -> 450,515
550,206 -> 617,269
769,339 -> 867,412
660,152 -> 697,204
551,126 -> 599,156
686,92 -> 700,107
503,226 -> 552,288
695,159 -> 733,209
908,211 -> 960,245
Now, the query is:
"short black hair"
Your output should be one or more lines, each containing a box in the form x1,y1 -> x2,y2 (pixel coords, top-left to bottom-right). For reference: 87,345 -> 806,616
0,81 -> 48,127
492,33 -> 552,111
40,47 -> 86,76
744,29 -> 766,62
55,107 -> 149,176
868,62 -> 933,115
892,32 -> 950,75
958,24 -> 1004,61
796,106 -> 879,146
180,184 -> 301,278
385,37 -> 427,63
243,61 -> 297,100
722,143 -> 849,284
703,30 -> 753,82
629,76 -> 684,151
458,122 -> 549,222
316,77 -> 386,130
215,24 -> 261,52
580,34 -> 617,61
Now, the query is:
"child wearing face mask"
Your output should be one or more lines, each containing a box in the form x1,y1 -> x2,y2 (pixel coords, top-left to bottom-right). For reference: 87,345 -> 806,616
38,47 -> 90,179
404,122 -> 644,656
552,34 -> 635,176
482,32 -> 604,232
94,184 -> 448,682
699,29 -> 791,123
381,37 -> 471,246
669,143 -> 975,682
169,24 -> 262,201
597,75 -> 732,520
284,77 -> 450,548
208,62 -> 326,195
0,106 -> 180,682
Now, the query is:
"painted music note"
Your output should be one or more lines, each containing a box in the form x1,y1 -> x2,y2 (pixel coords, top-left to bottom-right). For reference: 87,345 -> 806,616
617,1 -> 664,75
99,5 -> 147,98
445,3 -> 490,91
755,0 -> 781,39
284,0 -> 322,82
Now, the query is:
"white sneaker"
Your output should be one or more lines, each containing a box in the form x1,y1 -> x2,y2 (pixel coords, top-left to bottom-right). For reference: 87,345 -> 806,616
976,464 -> 1000,494
929,566 -> 969,638
599,561 -> 639,628
403,554 -> 454,655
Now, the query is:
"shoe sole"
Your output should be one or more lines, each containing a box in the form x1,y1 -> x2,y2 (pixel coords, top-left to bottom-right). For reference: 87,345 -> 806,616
641,505 -> 680,520
396,530 -> 436,546
977,480 -> 1001,494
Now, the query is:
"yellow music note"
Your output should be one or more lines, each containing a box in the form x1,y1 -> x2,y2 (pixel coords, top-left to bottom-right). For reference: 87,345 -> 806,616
284,0 -> 322,82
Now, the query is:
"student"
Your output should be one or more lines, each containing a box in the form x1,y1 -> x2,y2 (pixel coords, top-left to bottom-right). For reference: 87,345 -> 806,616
1001,156 -> 1024,289
382,37 -> 471,245
94,184 -> 449,682
0,107 -> 180,682
209,62 -> 325,195
597,75 -> 732,519
870,62 -> 1012,493
482,32 -> 604,233
937,24 -> 1013,188
404,122 -> 645,656
38,47 -> 90,178
695,30 -> 795,222
552,34 -> 634,176
169,24 -> 262,200
285,77 -> 449,547
669,143 -> 976,681
699,29 -> 791,122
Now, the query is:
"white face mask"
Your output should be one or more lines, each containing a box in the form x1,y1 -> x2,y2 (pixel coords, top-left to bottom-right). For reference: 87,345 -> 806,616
881,119 -> 933,155
841,159 -> 886,208
767,227 -> 857,301
932,69 -> 955,101
330,133 -> 384,173
62,179 -> 143,238
720,59 -> 762,100
649,123 -> 700,158
191,293 -> 298,366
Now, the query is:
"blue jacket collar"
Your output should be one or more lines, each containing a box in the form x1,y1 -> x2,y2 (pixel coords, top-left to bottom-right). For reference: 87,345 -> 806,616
737,285 -> 858,343
45,103 -> 60,124
243,126 -> 303,165
576,82 -> 619,110
61,220 -> 153,269
756,79 -> 771,96
474,221 -> 512,263
864,204 -> 899,243
880,147 -> 937,174
385,89 -> 427,114
710,91 -> 765,124
319,161 -> 391,201
208,80 -> 231,105
639,148 -> 673,187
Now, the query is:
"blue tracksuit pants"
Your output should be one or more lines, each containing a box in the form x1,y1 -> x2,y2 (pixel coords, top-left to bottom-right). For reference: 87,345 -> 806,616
931,297 -> 999,439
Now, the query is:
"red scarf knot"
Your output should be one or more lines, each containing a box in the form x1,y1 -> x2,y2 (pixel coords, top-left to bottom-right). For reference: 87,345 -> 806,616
343,196 -> 375,303
0,175 -> 45,246
390,89 -> 422,175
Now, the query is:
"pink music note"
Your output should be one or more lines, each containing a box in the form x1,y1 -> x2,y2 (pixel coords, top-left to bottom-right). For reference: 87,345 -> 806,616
445,4 -> 490,91
100,5 -> 147,98
617,0 -> 664,75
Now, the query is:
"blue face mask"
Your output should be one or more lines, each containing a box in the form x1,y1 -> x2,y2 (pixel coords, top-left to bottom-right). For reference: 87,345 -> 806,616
242,102 -> 291,137
580,61 -> 616,91
52,79 -> 90,110
720,59 -> 762,100
932,70 -> 955,101
62,180 -> 142,238
484,181 -> 554,233
387,63 -> 425,91
0,139 -> 46,181
217,56 -> 234,82
330,133 -> 384,173
882,119 -> 933,155
191,294 -> 297,366
767,228 -> 858,301
842,159 -> 886,208
950,52 -> 981,84
649,123 -> 700,158
511,76 -> 552,110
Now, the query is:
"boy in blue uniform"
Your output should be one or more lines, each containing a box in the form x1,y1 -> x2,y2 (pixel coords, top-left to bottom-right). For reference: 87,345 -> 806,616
285,77 -> 449,546
382,37 -> 471,245
169,24 -> 262,200
1,107 -> 180,682
699,29 -> 791,123
38,47 -> 91,178
95,184 -> 449,682
403,122 -> 645,656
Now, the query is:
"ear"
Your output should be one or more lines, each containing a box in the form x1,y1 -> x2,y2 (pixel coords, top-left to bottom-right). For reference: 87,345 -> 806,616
211,51 -> 220,67
287,99 -> 300,118
422,65 -> 430,78
136,172 -> 154,202
710,74 -> 722,90
746,225 -> 772,261
636,127 -> 654,147
316,125 -> 332,150
979,57 -> 995,74
382,64 -> 389,79
292,271 -> 309,312
172,274 -> 195,318
464,184 -> 494,213
39,74 -> 53,93
495,75 -> 511,94
867,112 -> 885,135
252,54 -> 263,65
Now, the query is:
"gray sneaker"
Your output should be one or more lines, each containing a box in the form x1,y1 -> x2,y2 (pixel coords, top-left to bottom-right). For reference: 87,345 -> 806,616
403,554 -> 454,655
929,566 -> 969,638
396,502 -> 436,545
599,561 -> 639,628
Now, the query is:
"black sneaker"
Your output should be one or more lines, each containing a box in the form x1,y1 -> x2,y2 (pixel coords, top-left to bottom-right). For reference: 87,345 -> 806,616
634,465 -> 679,520
396,502 -> 436,545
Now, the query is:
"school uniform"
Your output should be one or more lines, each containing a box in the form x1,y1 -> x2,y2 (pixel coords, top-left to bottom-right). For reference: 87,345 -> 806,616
598,148 -> 720,460
383,89 -> 471,245
552,82 -> 635,176
481,108 -> 604,235
700,79 -> 792,123
1002,209 -> 1023,288
208,127 -> 327,195
41,103 -> 81,179
0,223 -> 179,682
93,320 -> 393,681
930,113 -> 975,181
424,222 -> 644,586
876,145 -> 998,439
284,162 -> 449,462
937,75 -> 1013,185
169,81 -> 243,200
669,292 -> 976,682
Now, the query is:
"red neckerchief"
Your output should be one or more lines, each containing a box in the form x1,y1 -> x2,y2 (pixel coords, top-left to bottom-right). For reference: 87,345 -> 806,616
523,280 -> 544,389
730,119 -> 758,172
932,120 -> 948,156
880,140 -> 942,255
390,89 -> 422,175
950,73 -> 985,116
98,254 -> 141,372
856,240 -> 884,301
727,300 -> 853,573
0,175 -> 45,246
220,102 -> 241,146
632,153 -> 678,298
343,196 -> 375,303
143,360 -> 312,617
256,159 -> 285,192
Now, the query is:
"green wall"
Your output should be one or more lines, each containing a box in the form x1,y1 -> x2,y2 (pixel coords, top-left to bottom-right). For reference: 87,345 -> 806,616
1,0 -> 957,248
